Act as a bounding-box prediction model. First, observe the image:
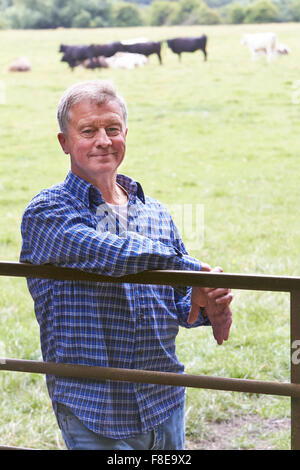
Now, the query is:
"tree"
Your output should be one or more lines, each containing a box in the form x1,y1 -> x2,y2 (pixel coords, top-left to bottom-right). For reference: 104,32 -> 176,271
227,2 -> 245,23
84,0 -> 112,24
244,0 -> 278,23
206,0 -> 233,6
289,0 -> 300,20
197,1 -> 222,23
169,0 -> 201,24
0,11 -> 7,27
4,5 -> 33,28
149,0 -> 175,25
72,10 -> 92,27
50,0 -> 112,28
112,2 -> 144,26
0,0 -> 288,28
0,0 -> 13,11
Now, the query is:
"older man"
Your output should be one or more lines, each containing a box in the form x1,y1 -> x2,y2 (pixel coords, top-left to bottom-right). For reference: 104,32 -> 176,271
20,80 -> 232,450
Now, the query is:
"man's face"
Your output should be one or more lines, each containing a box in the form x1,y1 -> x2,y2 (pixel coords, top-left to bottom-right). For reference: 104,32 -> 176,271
58,99 -> 127,186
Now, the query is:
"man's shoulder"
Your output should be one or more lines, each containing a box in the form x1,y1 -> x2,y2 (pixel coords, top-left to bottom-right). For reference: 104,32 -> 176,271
29,182 -> 64,202
24,182 -> 71,212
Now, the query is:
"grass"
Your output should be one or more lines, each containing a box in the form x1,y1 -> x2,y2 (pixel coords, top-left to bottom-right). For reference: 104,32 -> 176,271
0,22 -> 300,449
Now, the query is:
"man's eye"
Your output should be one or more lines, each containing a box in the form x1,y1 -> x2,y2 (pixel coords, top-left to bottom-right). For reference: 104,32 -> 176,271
107,127 -> 120,136
82,129 -> 94,135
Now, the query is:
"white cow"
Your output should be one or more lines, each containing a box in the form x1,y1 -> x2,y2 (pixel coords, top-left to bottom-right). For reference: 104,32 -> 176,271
8,56 -> 31,72
105,52 -> 148,70
81,56 -> 108,69
241,32 -> 278,63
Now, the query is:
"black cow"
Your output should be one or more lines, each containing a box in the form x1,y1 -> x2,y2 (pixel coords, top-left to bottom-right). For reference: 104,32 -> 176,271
92,41 -> 123,59
59,40 -> 163,69
59,42 -> 124,69
120,41 -> 162,65
166,36 -> 207,61
60,44 -> 95,69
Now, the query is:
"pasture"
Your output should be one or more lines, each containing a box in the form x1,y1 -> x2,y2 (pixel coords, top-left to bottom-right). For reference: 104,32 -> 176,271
0,22 -> 300,450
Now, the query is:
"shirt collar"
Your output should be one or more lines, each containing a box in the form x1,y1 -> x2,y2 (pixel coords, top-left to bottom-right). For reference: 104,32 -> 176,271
63,171 -> 145,208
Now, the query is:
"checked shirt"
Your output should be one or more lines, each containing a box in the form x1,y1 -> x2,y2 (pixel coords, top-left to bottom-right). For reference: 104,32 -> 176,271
19,171 -> 209,438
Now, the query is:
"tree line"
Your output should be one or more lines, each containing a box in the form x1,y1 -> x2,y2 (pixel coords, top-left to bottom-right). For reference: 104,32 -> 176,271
0,0 -> 300,29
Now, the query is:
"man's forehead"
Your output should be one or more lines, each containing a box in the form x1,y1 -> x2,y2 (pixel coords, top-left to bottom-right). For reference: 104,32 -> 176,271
69,99 -> 124,125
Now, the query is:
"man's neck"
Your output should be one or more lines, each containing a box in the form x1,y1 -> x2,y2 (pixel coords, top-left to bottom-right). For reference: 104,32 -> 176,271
97,178 -> 128,205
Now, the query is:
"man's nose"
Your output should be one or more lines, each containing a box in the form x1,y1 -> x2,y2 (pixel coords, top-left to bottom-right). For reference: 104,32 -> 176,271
95,129 -> 112,147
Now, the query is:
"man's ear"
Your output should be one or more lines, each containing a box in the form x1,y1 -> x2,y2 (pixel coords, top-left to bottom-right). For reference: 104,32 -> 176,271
57,132 -> 69,154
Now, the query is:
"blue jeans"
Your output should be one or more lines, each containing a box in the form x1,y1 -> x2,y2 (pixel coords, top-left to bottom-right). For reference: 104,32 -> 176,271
56,401 -> 185,450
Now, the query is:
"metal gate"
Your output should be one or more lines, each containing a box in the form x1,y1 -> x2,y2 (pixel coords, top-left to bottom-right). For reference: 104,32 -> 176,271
1,262 -> 300,450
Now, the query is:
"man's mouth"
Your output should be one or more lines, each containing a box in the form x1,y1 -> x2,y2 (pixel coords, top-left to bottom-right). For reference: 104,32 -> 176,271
89,152 -> 115,158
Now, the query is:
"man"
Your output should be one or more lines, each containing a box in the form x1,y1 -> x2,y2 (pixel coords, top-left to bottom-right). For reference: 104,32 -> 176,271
20,80 -> 232,450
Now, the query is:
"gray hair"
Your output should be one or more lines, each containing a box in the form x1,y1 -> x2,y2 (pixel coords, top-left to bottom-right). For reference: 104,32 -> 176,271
57,80 -> 128,134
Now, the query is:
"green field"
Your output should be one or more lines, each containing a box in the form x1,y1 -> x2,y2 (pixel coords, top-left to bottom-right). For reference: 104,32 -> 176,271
0,23 -> 300,450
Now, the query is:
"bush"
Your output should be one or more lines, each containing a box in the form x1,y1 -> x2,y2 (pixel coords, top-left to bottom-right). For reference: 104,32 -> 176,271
244,0 -> 278,23
149,0 -> 176,26
3,5 -> 50,28
0,0 -> 283,28
112,2 -> 144,26
289,0 -> 300,21
72,10 -> 92,28
197,2 -> 222,24
0,12 -> 7,29
169,0 -> 201,24
227,2 -> 246,24
168,0 -> 221,25
90,16 -> 108,27
2,0 -> 113,28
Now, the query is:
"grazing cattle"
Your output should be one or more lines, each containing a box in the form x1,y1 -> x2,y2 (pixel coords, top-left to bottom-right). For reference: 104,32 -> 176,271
60,42 -> 124,69
119,41 -> 162,65
60,44 -> 95,69
81,53 -> 148,70
240,32 -> 278,63
9,56 -> 31,72
166,36 -> 207,61
59,40 -> 162,69
106,52 -> 148,69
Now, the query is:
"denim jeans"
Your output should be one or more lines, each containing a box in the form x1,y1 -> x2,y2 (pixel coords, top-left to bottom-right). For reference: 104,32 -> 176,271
56,401 -> 185,450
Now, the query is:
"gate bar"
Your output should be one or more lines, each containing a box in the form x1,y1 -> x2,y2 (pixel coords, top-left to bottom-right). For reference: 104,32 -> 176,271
0,445 -> 36,450
1,261 -> 300,292
1,358 -> 300,398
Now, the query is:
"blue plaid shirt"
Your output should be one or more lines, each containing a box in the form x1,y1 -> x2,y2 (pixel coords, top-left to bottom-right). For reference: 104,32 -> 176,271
20,171 -> 209,439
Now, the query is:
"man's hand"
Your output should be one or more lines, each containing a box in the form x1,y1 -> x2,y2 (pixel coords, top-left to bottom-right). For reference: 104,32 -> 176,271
187,265 -> 233,345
